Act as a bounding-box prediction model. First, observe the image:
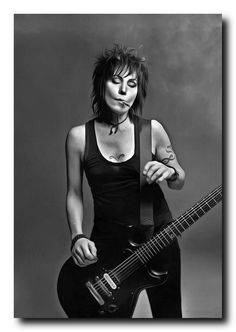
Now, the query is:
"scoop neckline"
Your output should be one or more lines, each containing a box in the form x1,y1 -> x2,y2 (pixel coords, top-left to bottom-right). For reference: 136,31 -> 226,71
93,118 -> 137,165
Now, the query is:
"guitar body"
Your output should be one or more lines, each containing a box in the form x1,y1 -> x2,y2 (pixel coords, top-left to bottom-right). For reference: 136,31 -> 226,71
57,225 -> 168,318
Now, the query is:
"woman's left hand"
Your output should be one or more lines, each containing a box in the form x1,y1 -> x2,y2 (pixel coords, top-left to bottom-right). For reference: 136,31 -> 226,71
143,161 -> 175,184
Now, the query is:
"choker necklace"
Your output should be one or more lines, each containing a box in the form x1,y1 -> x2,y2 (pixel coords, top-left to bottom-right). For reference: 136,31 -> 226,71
109,114 -> 129,135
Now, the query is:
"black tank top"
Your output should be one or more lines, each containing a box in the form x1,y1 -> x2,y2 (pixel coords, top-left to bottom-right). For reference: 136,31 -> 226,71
84,116 -> 173,235
84,116 -> 140,227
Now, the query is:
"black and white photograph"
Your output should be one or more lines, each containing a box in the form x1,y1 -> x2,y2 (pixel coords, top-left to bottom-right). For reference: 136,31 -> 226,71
14,14 -> 222,319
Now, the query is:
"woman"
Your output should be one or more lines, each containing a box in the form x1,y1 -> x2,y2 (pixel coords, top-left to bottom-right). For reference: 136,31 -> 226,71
65,45 -> 185,318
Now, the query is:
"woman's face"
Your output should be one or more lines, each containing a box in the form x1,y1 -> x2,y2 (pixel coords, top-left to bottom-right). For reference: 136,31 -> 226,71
104,67 -> 138,115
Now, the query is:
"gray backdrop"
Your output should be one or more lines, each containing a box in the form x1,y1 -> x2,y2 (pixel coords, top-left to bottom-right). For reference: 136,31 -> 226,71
14,14 -> 222,318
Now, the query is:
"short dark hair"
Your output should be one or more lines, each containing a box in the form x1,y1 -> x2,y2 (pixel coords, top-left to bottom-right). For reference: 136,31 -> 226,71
91,44 -> 148,118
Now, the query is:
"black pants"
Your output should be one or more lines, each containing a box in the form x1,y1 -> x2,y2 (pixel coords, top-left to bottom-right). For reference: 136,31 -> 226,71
145,239 -> 182,318
91,223 -> 182,319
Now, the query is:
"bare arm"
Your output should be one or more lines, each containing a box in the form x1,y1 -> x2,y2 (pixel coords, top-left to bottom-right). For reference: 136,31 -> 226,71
143,120 -> 185,190
66,125 -> 97,266
66,126 -> 85,237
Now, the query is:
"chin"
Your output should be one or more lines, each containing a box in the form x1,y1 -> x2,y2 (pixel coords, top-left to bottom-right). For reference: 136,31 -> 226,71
108,105 -> 128,114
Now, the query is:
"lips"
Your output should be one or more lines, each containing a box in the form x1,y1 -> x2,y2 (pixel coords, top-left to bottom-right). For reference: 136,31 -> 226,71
114,99 -> 130,106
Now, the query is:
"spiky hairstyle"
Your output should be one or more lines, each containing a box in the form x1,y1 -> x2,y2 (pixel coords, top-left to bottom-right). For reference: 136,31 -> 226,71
91,44 -> 148,118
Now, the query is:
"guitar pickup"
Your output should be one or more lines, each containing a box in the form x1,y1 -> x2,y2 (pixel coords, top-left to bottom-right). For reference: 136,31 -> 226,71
103,273 -> 117,289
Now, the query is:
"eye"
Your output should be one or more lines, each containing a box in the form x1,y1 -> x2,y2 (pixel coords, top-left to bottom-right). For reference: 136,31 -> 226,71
111,76 -> 121,84
128,81 -> 137,88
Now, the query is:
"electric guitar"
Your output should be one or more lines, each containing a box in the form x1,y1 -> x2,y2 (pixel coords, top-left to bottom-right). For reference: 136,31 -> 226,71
57,185 -> 222,318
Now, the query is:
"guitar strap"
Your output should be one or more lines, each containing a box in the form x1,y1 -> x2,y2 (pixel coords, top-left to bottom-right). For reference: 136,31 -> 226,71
138,116 -> 155,230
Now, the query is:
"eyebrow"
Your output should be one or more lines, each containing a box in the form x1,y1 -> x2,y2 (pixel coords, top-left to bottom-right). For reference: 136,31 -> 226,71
112,74 -> 137,81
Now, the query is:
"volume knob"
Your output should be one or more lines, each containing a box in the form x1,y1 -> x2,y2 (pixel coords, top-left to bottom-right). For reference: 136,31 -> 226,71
108,304 -> 118,313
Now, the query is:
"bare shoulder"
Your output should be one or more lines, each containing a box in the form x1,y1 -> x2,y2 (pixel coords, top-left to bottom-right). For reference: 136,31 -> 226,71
151,119 -> 164,131
151,119 -> 172,154
151,119 -> 167,140
66,124 -> 86,154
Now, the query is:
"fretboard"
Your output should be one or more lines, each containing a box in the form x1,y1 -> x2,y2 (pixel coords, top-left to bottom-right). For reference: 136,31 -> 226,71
135,184 -> 222,264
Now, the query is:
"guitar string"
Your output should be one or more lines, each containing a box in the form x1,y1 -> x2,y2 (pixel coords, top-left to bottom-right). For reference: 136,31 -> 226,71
110,188 -> 223,284
92,186 -> 222,292
93,187 -> 222,292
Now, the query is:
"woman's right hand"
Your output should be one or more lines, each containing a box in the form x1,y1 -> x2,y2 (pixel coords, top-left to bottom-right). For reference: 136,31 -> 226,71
71,238 -> 98,267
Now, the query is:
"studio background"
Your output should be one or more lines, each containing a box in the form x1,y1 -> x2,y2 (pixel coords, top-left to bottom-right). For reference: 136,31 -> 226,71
14,14 -> 222,318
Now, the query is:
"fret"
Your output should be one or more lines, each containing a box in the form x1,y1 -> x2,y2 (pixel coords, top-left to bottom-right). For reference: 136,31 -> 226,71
184,212 -> 195,226
177,220 -> 186,231
164,226 -> 176,241
148,240 -> 159,254
188,208 -> 200,221
194,205 -> 205,217
177,218 -> 190,230
201,203 -> 211,213
134,251 -> 146,264
141,248 -> 152,261
146,243 -> 157,256
171,222 -> 183,235
146,241 -> 158,256
205,200 -> 212,209
160,230 -> 171,244
184,210 -> 196,224
208,199 -> 216,208
143,246 -> 153,259
197,202 -> 206,214
143,242 -> 157,259
156,233 -> 167,247
151,234 -> 163,249
215,193 -> 222,202
150,239 -> 161,252
182,218 -> 191,227
207,198 -> 217,206
154,240 -> 164,250
212,197 -> 218,204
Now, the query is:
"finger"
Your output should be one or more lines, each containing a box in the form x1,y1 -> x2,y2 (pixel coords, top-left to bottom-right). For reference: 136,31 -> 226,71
74,253 -> 97,267
72,253 -> 85,266
82,246 -> 96,261
72,255 -> 79,266
88,242 -> 97,258
74,247 -> 86,264
81,243 -> 97,261
156,170 -> 169,183
150,168 -> 163,182
143,161 -> 158,175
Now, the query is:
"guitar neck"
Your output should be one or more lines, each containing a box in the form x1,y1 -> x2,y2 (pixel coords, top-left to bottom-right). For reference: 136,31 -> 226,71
110,185 -> 222,284
135,184 -> 222,264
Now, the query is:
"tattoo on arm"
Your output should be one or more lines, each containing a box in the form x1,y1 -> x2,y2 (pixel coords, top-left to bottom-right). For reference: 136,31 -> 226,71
160,145 -> 176,165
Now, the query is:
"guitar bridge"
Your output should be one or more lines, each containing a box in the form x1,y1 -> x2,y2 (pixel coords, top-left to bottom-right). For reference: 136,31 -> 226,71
86,281 -> 105,306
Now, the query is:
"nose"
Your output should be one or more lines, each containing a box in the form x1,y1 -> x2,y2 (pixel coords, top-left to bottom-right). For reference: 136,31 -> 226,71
119,82 -> 127,95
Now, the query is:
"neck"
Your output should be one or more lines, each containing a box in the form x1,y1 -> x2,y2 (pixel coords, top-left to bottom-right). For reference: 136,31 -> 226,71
109,112 -> 130,135
98,107 -> 131,125
110,112 -> 129,124
97,109 -> 132,135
